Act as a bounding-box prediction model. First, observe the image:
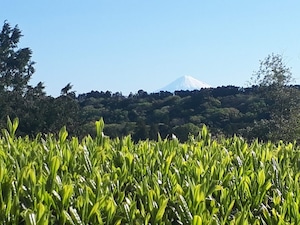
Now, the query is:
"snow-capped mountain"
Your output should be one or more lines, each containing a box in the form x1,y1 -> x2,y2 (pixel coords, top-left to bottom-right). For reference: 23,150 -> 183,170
158,75 -> 211,92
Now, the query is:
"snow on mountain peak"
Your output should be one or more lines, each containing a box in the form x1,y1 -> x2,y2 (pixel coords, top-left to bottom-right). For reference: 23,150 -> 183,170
158,75 -> 211,92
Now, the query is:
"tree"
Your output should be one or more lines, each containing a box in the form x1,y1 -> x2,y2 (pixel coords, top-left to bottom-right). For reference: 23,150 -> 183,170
61,83 -> 75,97
251,53 -> 292,87
0,21 -> 49,134
0,21 -> 35,94
249,53 -> 300,142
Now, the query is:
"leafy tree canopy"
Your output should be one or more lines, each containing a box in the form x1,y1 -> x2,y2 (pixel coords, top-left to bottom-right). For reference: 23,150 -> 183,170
251,53 -> 292,87
0,21 -> 37,95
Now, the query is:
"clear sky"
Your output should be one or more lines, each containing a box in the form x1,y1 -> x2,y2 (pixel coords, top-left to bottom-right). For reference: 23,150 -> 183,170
2,1 -> 300,96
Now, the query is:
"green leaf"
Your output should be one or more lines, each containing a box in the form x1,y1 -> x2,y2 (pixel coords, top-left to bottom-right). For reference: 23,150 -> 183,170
12,117 -> 19,136
95,118 -> 105,138
192,215 -> 202,225
50,156 -> 61,176
28,168 -> 36,185
106,197 -> 117,223
62,184 -> 74,207
88,202 -> 100,220
59,126 -> 68,144
257,169 -> 265,187
37,203 -> 48,225
155,198 -> 169,222
165,151 -> 175,174
193,185 -> 205,204
36,203 -> 45,221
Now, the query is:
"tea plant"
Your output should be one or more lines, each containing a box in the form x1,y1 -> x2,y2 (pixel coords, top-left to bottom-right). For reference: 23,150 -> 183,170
0,117 -> 299,224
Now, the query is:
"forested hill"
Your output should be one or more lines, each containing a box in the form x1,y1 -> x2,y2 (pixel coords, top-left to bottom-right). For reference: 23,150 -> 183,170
1,84 -> 274,141
74,85 -> 299,142
76,87 -> 261,141
5,83 -> 298,143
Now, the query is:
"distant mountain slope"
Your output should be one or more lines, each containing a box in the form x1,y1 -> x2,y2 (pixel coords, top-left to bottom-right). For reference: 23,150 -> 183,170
158,75 -> 211,92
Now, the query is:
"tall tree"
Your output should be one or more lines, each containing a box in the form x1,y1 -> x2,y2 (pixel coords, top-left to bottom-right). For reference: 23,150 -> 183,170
0,21 -> 35,94
0,21 -> 47,134
249,53 -> 300,142
251,53 -> 292,87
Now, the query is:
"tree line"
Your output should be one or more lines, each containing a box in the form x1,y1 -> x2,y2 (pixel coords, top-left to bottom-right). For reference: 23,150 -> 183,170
1,21 -> 300,142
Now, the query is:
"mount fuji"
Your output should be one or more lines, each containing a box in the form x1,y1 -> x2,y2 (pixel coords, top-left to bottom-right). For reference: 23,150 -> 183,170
157,75 -> 211,92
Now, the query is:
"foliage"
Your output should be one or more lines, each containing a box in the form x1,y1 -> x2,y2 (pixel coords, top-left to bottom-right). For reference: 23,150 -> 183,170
1,118 -> 300,224
0,21 -> 80,137
251,53 -> 292,87
0,21 -> 45,135
248,54 -> 300,142
0,21 -> 35,94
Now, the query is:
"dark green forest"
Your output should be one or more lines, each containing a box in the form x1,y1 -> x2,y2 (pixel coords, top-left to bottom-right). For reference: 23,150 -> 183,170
2,21 -> 300,142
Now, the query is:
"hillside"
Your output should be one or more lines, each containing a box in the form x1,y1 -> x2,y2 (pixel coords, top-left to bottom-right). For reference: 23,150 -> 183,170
75,86 -> 274,141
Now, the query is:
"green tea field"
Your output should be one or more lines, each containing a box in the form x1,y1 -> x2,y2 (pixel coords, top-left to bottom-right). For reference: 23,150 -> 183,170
0,118 -> 299,224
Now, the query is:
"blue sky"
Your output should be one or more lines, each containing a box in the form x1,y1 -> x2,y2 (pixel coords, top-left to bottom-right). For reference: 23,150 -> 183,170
2,1 -> 300,96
